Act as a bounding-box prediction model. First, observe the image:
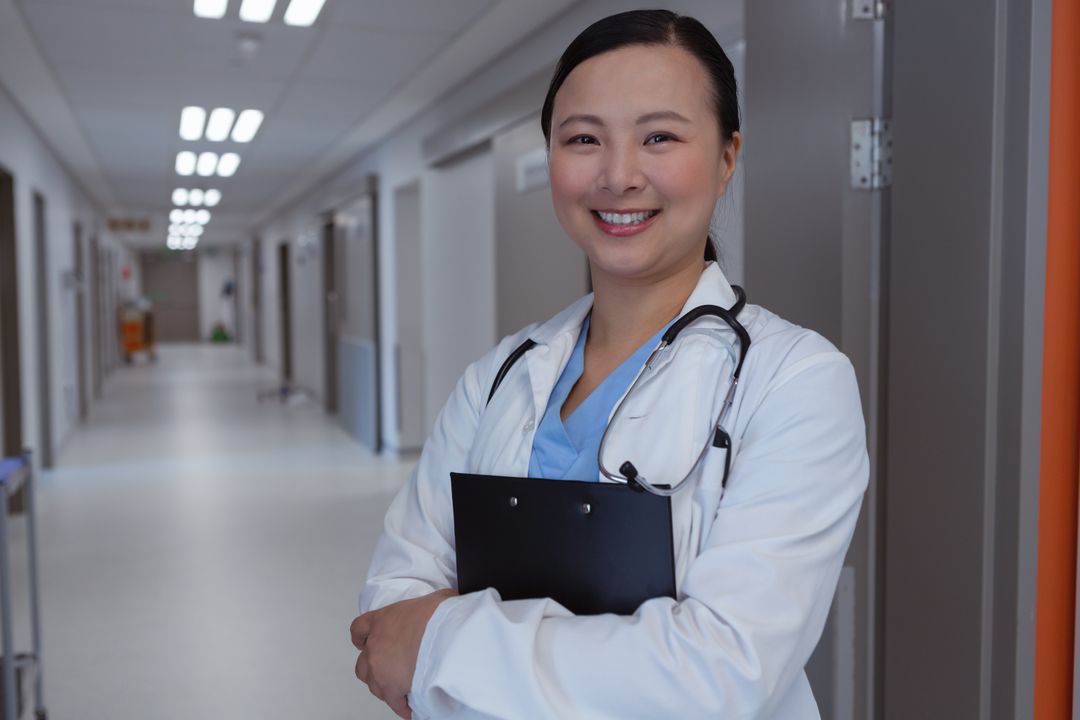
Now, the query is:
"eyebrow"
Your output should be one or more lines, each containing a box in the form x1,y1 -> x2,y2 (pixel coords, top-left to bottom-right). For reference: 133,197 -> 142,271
558,110 -> 692,128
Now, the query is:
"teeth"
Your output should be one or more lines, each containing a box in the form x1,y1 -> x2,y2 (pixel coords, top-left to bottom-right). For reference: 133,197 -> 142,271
597,210 -> 657,225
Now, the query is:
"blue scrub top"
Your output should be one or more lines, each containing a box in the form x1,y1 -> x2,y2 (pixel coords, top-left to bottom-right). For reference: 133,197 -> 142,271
527,315 -> 671,482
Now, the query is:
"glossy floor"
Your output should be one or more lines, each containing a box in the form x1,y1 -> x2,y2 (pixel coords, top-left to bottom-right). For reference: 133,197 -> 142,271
13,344 -> 409,719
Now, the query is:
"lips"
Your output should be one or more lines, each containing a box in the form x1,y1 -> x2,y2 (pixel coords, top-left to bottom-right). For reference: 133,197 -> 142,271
591,209 -> 661,237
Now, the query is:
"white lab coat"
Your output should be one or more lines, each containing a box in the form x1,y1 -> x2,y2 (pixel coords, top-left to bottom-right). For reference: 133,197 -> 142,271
360,262 -> 869,719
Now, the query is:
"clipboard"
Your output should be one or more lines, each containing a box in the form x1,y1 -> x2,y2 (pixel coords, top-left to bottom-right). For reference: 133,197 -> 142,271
451,472 -> 676,616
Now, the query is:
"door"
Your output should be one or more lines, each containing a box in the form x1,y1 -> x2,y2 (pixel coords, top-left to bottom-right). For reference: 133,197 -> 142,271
278,242 -> 292,383
393,181 -> 424,452
492,115 -> 589,339
0,168 -> 22,457
89,235 -> 102,398
140,252 -> 200,342
322,219 -> 339,414
335,179 -> 381,452
73,223 -> 88,421
744,4 -> 887,719
252,237 -> 264,364
33,193 -> 53,468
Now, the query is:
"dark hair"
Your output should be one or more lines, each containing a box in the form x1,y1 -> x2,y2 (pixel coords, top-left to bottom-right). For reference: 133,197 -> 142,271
541,10 -> 739,263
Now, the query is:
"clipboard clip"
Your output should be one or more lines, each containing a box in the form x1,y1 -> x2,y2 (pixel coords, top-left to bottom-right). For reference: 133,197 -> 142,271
619,461 -> 645,492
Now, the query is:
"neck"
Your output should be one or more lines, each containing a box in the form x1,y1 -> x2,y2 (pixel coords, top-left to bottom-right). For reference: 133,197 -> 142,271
588,255 -> 706,352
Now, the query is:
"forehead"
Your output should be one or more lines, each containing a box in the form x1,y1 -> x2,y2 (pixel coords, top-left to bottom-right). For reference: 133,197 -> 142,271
553,44 -> 713,123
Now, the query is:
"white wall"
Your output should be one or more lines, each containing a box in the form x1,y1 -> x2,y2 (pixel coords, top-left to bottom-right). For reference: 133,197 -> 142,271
251,0 -> 744,452
0,81 -> 137,463
196,248 -> 237,341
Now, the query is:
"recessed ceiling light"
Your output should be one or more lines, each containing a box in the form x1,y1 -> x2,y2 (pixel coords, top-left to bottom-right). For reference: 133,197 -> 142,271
195,210 -> 212,225
231,109 -> 264,143
283,0 -> 327,26
183,237 -> 199,250
188,189 -> 205,206
193,0 -> 228,19
217,153 -> 241,177
197,151 -> 219,176
239,0 -> 276,23
169,209 -> 184,223
172,188 -> 189,206
167,235 -> 182,249
190,224 -> 205,237
179,106 -> 206,141
203,189 -> 222,207
206,108 -> 236,142
183,209 -> 198,224
176,151 -> 197,176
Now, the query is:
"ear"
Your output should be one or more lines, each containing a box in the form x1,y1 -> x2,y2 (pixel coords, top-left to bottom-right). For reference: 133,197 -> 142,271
716,131 -> 742,199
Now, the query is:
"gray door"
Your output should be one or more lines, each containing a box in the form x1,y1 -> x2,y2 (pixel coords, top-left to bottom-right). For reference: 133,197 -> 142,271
33,193 -> 53,468
140,252 -> 201,342
492,115 -> 589,339
73,223 -> 88,421
322,220 -> 339,414
744,4 -> 888,719
335,181 -> 381,452
0,168 -> 23,457
393,181 -> 424,452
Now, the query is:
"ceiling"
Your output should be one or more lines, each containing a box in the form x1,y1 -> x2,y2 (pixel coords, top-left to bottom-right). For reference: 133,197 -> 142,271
9,0 -> 575,248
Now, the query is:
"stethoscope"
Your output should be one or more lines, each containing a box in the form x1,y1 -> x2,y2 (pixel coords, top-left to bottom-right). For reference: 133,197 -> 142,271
487,286 -> 751,497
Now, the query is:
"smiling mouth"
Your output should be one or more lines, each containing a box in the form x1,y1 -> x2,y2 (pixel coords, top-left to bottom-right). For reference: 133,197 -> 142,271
592,209 -> 660,226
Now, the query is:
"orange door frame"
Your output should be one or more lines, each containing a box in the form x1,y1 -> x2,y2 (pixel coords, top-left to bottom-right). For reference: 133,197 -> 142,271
1035,0 -> 1080,716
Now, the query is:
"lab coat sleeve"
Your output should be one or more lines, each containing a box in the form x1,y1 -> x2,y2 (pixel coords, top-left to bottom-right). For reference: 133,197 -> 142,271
408,351 -> 869,720
358,349 -> 492,614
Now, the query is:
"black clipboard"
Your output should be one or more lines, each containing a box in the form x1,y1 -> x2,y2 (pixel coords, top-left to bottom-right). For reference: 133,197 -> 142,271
451,472 -> 676,616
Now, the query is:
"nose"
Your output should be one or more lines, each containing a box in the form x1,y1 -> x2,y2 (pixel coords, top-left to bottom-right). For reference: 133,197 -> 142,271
598,142 -> 645,195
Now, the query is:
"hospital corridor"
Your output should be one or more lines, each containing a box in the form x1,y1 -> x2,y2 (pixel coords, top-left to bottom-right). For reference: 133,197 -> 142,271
33,344 -> 408,718
0,0 -> 1077,718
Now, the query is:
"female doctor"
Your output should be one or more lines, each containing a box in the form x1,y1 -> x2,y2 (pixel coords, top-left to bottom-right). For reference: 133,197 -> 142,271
351,10 -> 868,719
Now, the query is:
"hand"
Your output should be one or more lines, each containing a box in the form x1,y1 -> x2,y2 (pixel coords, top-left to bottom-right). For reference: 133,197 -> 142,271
351,589 -> 457,719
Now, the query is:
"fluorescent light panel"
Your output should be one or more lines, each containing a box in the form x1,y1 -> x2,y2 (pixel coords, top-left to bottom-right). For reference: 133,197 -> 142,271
179,106 -> 206,141
203,189 -> 222,207
239,0 -> 276,22
283,0 -> 327,26
196,152 -> 219,176
172,188 -> 188,206
175,151 -> 197,176
195,210 -> 212,225
193,0 -> 228,19
206,108 -> 236,142
188,189 -> 205,206
217,153 -> 241,177
230,109 -> 264,143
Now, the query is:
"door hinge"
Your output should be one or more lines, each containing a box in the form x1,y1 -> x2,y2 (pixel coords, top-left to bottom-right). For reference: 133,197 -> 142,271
850,118 -> 893,190
853,0 -> 887,20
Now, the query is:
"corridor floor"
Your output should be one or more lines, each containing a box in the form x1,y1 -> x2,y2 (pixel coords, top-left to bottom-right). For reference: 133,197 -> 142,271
25,344 -> 409,719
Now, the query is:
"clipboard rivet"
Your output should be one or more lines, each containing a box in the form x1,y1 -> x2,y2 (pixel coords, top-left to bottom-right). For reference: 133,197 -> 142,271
582,503 -> 592,514
509,496 -> 518,507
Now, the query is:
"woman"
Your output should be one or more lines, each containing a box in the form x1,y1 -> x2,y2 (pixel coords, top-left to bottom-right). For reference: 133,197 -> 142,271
351,10 -> 868,719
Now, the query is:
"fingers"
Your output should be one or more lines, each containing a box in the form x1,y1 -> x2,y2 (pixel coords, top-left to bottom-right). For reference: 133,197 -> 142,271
355,650 -> 371,684
387,695 -> 412,719
350,614 -> 371,650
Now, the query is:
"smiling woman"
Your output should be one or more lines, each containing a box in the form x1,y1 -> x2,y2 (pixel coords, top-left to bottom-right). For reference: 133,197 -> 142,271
352,10 -> 868,720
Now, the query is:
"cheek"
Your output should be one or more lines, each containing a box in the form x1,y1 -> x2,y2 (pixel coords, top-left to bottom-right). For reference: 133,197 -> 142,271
548,155 -> 593,217
648,153 -> 720,205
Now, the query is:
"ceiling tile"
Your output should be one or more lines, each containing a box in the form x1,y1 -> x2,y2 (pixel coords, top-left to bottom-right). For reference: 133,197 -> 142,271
323,0 -> 495,33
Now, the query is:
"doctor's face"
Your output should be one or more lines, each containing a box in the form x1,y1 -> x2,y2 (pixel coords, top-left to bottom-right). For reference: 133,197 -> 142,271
547,44 -> 739,284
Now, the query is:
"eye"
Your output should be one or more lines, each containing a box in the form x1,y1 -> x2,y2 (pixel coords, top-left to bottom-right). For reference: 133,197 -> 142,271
645,133 -> 675,145
567,135 -> 599,145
